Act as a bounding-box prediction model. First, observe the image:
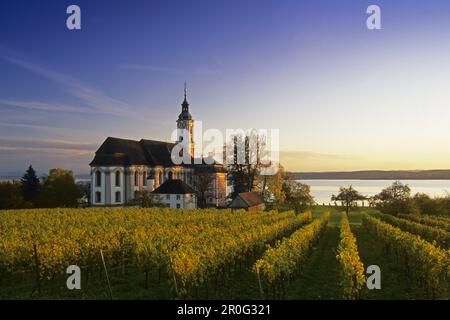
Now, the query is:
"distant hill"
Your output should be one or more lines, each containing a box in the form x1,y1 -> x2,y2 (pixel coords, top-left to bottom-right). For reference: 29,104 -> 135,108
0,173 -> 90,182
292,170 -> 450,180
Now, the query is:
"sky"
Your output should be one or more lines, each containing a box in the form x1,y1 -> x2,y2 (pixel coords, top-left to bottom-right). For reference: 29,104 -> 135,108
1,0 -> 450,175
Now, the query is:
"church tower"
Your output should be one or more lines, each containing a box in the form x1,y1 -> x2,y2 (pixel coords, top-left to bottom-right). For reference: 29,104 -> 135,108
176,83 -> 195,157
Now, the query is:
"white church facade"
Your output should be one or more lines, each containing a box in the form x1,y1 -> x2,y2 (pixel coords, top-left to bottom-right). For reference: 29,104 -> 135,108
89,88 -> 228,207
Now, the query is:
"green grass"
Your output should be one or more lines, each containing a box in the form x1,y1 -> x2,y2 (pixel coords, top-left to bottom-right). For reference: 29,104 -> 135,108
285,213 -> 343,299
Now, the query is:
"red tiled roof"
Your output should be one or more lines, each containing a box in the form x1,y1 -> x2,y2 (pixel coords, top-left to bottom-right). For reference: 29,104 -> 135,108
237,192 -> 264,207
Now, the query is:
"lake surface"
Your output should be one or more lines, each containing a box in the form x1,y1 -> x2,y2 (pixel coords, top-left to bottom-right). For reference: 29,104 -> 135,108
296,180 -> 450,205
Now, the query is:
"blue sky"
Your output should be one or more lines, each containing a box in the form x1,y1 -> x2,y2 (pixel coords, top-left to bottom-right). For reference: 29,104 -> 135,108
1,0 -> 450,175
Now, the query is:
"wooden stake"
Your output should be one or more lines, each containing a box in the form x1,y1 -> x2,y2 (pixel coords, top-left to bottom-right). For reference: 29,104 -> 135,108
100,249 -> 113,299
168,256 -> 179,298
33,244 -> 41,296
256,268 -> 264,299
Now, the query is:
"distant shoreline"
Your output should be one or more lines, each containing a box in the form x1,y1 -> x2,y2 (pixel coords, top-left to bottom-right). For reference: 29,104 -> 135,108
291,170 -> 450,180
3,170 -> 450,182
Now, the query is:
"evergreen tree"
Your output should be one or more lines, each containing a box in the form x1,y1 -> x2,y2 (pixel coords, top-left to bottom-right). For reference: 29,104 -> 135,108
20,165 -> 40,203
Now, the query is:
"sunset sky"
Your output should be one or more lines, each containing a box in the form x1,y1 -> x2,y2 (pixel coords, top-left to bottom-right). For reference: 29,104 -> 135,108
1,0 -> 450,175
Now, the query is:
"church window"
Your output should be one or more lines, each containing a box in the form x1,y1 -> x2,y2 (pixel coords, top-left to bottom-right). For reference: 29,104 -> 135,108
134,171 -> 139,186
143,171 -> 147,186
168,171 -> 173,180
95,192 -> 101,203
95,171 -> 101,187
115,191 -> 121,203
115,171 -> 121,187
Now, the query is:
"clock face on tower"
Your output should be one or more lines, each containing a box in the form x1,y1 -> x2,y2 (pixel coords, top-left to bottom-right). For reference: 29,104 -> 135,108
177,121 -> 184,128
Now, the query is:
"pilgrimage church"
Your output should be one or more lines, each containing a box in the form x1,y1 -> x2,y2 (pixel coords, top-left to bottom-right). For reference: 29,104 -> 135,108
89,87 -> 228,208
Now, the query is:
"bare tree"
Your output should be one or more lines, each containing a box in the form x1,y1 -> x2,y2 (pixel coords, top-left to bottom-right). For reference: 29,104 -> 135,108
226,131 -> 267,198
193,170 -> 214,208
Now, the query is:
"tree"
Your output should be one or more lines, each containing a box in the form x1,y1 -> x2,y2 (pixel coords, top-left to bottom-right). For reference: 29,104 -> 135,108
0,181 -> 31,209
20,165 -> 40,204
372,181 -> 418,215
437,192 -> 450,217
282,180 -> 315,214
259,164 -> 286,206
413,193 -> 444,216
38,168 -> 81,208
192,169 -> 214,209
226,132 -> 266,198
375,180 -> 411,202
332,186 -> 366,216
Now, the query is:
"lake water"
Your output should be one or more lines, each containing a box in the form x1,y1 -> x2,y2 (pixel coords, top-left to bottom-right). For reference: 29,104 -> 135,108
296,180 -> 450,205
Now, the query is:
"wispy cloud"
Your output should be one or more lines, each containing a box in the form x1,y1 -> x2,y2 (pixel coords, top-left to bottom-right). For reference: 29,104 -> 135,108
0,137 -> 97,152
280,150 -> 359,161
117,63 -> 220,76
1,56 -> 136,117
117,63 -> 180,74
0,122 -> 85,136
0,100 -> 109,115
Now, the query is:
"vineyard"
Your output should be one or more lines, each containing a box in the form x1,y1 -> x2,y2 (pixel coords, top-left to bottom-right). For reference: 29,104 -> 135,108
0,207 -> 449,299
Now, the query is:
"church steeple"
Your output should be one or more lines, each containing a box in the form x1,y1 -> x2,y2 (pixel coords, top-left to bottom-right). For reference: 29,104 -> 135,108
176,83 -> 194,157
179,82 -> 192,120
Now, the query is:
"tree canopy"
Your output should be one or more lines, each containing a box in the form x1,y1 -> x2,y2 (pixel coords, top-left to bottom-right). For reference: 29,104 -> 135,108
38,168 -> 81,208
371,181 -> 418,215
282,180 -> 315,214
332,186 -> 366,215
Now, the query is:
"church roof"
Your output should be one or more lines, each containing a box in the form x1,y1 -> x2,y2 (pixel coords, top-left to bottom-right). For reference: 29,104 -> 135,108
90,137 -> 175,167
90,136 -> 226,170
152,179 -> 197,194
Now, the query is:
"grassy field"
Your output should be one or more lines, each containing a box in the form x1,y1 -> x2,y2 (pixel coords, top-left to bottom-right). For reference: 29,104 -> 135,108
0,206 -> 447,300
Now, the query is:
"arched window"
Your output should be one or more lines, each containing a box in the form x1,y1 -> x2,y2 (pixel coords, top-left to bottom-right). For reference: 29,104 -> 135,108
168,171 -> 173,180
95,191 -> 101,203
115,171 -> 121,187
134,171 -> 139,186
143,171 -> 147,186
115,191 -> 121,203
95,171 -> 101,187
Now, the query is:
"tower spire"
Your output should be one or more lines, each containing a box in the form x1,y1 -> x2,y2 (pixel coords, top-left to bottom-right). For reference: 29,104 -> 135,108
179,82 -> 191,118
